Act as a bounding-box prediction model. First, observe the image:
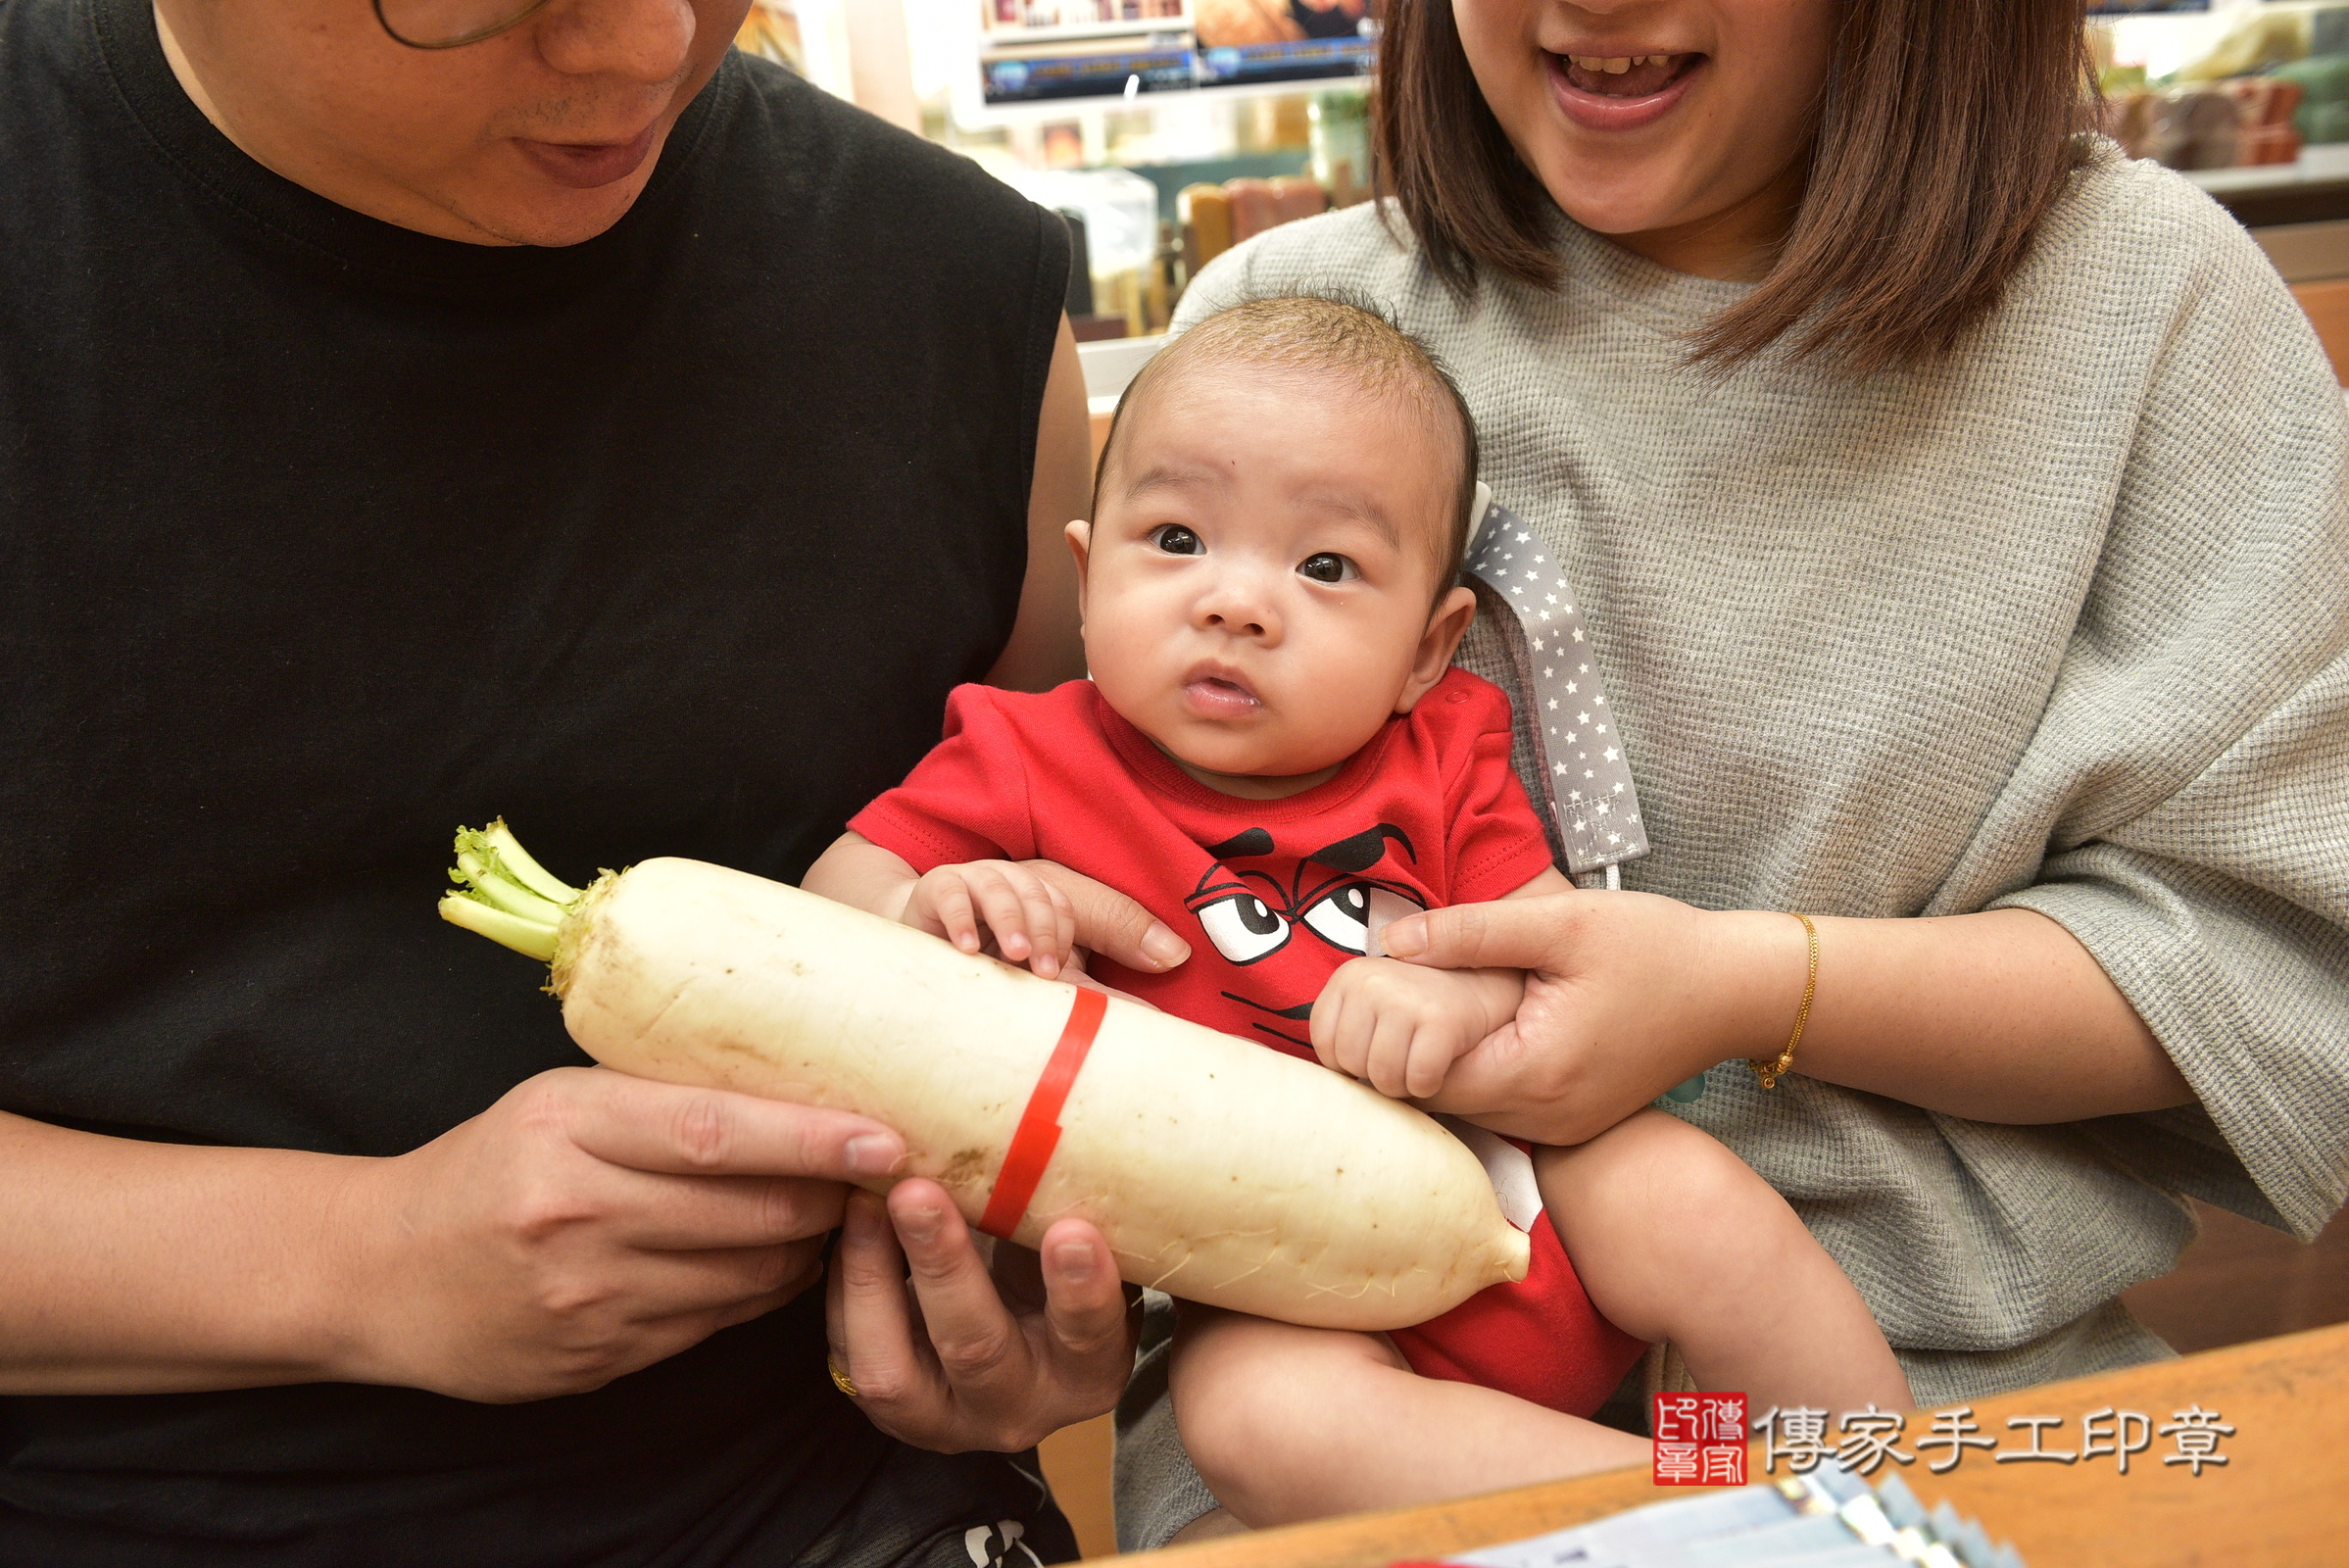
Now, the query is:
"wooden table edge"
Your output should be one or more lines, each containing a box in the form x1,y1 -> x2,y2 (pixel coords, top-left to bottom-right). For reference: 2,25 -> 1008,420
1116,1320 -> 2349,1567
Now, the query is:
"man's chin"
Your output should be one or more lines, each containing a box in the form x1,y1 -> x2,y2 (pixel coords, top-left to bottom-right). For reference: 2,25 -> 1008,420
453,171 -> 657,248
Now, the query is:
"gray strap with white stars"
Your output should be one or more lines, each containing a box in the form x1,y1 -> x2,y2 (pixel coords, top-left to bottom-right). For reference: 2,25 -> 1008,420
1462,493 -> 1650,878
1459,491 -> 1696,1101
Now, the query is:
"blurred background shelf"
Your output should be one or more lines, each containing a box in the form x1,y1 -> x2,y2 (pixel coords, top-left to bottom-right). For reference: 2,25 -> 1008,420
752,0 -> 2349,370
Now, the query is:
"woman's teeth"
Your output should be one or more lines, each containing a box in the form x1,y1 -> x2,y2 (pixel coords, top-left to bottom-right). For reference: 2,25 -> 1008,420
1557,51 -> 1688,99
1569,54 -> 1676,74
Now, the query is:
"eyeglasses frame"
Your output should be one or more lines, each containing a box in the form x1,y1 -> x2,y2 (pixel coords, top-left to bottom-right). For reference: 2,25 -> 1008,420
371,0 -> 557,50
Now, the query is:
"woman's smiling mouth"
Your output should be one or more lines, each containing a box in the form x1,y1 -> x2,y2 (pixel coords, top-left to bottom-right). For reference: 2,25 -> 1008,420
1544,50 -> 1704,131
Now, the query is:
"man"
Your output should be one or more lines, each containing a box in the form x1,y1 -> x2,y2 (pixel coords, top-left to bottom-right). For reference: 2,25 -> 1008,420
0,1 -> 1159,1561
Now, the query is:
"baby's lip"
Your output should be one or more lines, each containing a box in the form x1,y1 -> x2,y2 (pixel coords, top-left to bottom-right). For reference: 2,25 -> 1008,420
1181,663 -> 1263,713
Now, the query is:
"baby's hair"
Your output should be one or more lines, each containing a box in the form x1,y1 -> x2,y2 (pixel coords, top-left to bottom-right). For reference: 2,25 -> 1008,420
1094,293 -> 1480,606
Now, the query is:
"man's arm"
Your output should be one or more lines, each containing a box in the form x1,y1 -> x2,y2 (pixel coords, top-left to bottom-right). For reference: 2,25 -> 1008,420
0,1070 -> 903,1397
983,316 -> 1090,693
0,1109 -> 365,1394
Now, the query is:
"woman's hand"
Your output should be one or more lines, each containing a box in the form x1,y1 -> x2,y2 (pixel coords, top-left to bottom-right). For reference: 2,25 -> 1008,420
826,1180 -> 1137,1452
1383,895 -> 2191,1135
1380,891 -> 1800,1145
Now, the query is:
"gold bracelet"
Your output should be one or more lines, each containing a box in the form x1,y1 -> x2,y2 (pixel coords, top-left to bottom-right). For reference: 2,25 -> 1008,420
1749,912 -> 1818,1090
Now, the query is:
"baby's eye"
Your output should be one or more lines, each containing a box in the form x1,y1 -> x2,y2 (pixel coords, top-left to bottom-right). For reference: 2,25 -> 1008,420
1151,525 -> 1203,556
1298,553 -> 1358,584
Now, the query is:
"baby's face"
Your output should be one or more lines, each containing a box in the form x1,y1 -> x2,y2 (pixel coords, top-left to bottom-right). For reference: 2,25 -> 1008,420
1074,364 -> 1467,793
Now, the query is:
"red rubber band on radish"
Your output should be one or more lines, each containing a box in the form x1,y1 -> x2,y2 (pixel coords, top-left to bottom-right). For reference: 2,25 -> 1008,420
977,986 -> 1107,1240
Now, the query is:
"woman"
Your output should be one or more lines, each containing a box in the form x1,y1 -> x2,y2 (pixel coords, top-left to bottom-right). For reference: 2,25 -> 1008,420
1125,0 -> 2349,1542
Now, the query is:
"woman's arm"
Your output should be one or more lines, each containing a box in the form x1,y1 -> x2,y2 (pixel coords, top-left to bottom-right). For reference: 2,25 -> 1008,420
983,315 -> 1090,693
1383,895 -> 2190,1146
1760,905 -> 2188,1121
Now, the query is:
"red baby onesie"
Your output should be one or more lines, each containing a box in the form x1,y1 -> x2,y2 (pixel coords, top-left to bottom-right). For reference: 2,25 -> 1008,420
850,669 -> 1646,1416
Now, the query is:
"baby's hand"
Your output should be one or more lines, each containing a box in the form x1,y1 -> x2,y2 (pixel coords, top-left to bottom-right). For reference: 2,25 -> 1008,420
902,859 -> 1077,979
1308,957 -> 1500,1100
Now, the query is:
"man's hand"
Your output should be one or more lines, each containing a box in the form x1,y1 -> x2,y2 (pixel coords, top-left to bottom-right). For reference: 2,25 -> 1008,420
337,1066 -> 905,1403
826,1180 -> 1138,1452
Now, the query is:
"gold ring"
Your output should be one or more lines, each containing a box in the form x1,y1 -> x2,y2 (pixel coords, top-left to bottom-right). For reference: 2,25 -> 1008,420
827,1356 -> 859,1398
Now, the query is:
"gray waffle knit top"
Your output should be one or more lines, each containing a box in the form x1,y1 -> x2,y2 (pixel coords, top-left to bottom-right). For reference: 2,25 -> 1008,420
1166,146 -> 2349,1398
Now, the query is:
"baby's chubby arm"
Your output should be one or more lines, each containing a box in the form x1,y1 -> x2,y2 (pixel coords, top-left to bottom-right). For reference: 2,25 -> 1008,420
1310,867 -> 1571,1100
804,831 -> 1192,983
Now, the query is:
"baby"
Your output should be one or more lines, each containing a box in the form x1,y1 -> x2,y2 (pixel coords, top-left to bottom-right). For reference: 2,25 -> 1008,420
806,297 -> 1910,1526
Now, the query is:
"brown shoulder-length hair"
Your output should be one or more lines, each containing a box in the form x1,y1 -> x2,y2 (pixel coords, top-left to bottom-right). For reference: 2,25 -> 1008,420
1374,0 -> 2098,371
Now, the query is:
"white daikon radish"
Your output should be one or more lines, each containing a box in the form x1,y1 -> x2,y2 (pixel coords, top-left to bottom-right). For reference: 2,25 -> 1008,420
440,821 -> 1529,1330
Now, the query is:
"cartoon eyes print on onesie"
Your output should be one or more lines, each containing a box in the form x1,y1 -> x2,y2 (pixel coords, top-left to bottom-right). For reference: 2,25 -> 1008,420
1184,823 -> 1427,963
1187,824 -> 1426,1051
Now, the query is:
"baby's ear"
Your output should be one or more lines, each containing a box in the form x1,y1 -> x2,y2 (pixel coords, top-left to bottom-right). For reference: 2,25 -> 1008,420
1064,520 -> 1093,611
1395,586 -> 1478,712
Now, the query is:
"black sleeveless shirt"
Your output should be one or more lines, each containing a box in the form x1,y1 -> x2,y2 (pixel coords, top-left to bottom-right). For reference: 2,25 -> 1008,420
0,1 -> 1072,1561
